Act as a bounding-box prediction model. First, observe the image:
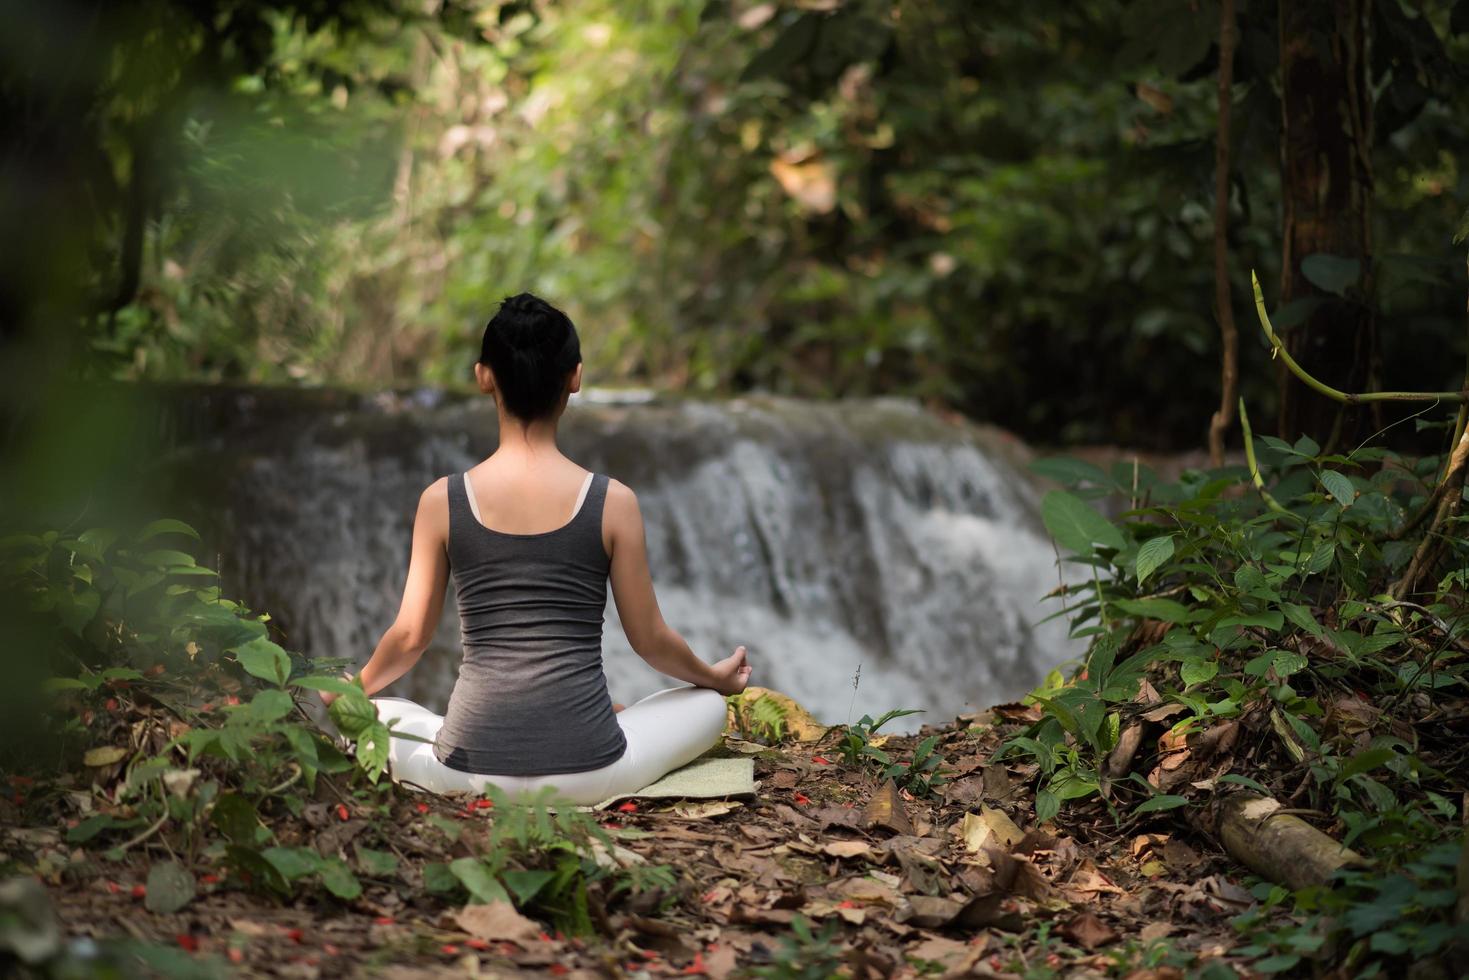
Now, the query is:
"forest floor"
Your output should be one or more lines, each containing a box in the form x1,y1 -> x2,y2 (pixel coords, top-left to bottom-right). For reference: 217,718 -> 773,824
20,694 -> 1253,979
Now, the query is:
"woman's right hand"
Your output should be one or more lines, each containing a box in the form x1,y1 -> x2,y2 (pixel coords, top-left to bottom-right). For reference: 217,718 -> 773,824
708,646 -> 753,696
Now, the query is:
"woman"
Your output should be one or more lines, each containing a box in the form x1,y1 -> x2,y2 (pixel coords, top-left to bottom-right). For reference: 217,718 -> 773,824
327,293 -> 752,804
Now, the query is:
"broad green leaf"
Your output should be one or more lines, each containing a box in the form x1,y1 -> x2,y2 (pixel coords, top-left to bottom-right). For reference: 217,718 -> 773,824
1135,535 -> 1175,584
1279,602 -> 1324,637
1339,747 -> 1397,780
1113,597 -> 1195,624
1041,490 -> 1125,555
135,549 -> 198,569
1180,659 -> 1218,687
1216,612 -> 1284,631
1272,651 -> 1307,677
354,847 -> 399,877
234,636 -> 290,686
501,869 -> 555,904
1300,253 -> 1361,296
356,722 -> 392,782
66,814 -> 118,843
422,862 -> 459,894
329,694 -> 377,738
224,845 -> 289,895
291,675 -> 362,696
449,857 -> 510,904
262,846 -> 321,880
1049,769 -> 1099,801
1035,789 -> 1060,824
145,861 -> 196,914
317,858 -> 362,899
210,793 -> 261,844
138,519 -> 201,542
1319,470 -> 1356,507
1133,794 -> 1189,813
248,689 -> 295,724
1029,456 -> 1111,488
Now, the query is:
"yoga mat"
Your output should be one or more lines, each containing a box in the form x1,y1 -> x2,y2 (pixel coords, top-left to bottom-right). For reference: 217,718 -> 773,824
594,756 -> 755,810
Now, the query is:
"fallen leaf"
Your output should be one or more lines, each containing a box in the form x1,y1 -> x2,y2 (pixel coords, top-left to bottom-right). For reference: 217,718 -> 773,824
455,902 -> 541,944
144,861 -> 195,914
821,840 -> 874,860
861,780 -> 914,836
959,812 -> 990,853
906,935 -> 977,970
833,877 -> 901,905
978,805 -> 1024,849
83,746 -> 127,767
671,801 -> 742,819
736,688 -> 828,742
897,895 -> 963,928
1059,911 -> 1119,949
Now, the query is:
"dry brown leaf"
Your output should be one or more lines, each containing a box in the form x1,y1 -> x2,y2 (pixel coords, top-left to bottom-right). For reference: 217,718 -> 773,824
821,840 -> 874,860
906,935 -> 975,969
735,688 -> 828,742
1066,860 -> 1124,897
1059,911 -> 1119,949
455,902 -> 540,944
704,943 -> 739,979
978,805 -> 1024,849
833,877 -> 901,905
861,780 -> 914,836
897,895 -> 963,929
671,800 -> 742,819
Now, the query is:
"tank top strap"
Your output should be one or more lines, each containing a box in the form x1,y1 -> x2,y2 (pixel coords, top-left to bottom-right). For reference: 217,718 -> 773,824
579,473 -> 610,526
445,471 -> 475,532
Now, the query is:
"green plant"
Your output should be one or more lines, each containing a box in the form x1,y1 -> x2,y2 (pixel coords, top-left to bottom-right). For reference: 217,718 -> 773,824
2,521 -> 412,905
835,708 -> 922,767
1231,841 -> 1469,974
882,734 -> 949,798
424,786 -> 677,935
751,914 -> 846,980
727,691 -> 789,744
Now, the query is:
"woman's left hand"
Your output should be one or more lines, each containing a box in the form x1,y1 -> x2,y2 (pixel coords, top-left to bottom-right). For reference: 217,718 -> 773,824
320,672 -> 355,707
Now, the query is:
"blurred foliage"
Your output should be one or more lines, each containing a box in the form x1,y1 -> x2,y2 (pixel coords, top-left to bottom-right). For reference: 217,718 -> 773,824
6,0 -> 1469,448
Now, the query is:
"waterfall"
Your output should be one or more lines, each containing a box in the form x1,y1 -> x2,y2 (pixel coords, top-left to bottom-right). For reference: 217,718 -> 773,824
166,386 -> 1080,727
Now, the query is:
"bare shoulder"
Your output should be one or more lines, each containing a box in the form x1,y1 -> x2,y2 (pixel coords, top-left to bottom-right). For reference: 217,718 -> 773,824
416,477 -> 451,529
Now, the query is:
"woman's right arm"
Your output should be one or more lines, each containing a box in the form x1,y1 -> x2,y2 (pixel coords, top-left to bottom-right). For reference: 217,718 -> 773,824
604,479 -> 751,696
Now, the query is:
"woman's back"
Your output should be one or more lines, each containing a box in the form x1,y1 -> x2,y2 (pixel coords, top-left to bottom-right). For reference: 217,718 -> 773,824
432,468 -> 627,775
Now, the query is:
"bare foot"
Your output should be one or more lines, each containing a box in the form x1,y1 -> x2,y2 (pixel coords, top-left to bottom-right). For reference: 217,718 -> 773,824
613,702 -> 626,713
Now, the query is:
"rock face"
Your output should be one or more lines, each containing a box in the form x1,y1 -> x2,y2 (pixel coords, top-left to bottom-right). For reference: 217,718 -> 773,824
158,384 -> 1079,725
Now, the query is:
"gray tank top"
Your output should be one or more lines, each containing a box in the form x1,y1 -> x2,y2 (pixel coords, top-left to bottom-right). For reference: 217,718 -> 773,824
433,470 -> 627,776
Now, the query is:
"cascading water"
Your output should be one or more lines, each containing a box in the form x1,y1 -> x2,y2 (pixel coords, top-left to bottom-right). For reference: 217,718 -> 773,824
166,386 -> 1080,726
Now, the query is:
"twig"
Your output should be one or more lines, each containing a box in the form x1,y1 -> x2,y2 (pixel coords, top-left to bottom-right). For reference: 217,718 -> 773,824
1207,0 -> 1239,467
1252,271 -> 1467,404
117,806 -> 170,854
1239,399 -> 1302,522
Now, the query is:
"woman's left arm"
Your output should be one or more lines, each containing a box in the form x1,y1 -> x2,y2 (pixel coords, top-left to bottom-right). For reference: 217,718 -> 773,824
329,479 -> 450,701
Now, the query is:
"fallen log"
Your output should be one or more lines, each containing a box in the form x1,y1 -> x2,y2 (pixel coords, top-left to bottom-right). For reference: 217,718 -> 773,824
1217,793 -> 1365,891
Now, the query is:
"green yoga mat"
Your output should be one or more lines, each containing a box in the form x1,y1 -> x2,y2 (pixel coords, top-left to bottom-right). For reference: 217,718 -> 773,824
593,756 -> 755,810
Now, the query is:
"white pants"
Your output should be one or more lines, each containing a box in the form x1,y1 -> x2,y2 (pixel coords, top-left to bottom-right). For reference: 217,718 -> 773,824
369,686 -> 728,805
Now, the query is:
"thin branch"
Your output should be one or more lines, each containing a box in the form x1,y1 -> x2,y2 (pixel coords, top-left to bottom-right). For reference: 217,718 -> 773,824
1207,0 -> 1239,467
1239,398 -> 1302,522
1252,271 -> 1468,404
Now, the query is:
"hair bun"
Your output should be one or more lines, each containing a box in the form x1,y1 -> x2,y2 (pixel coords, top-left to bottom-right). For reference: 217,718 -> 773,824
476,293 -> 582,421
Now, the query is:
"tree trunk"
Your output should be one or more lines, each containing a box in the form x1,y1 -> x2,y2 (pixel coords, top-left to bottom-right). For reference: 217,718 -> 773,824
1276,0 -> 1374,450
1207,0 -> 1239,467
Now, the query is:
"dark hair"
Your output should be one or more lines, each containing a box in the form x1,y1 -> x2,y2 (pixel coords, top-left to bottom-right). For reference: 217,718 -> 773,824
477,293 -> 581,421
